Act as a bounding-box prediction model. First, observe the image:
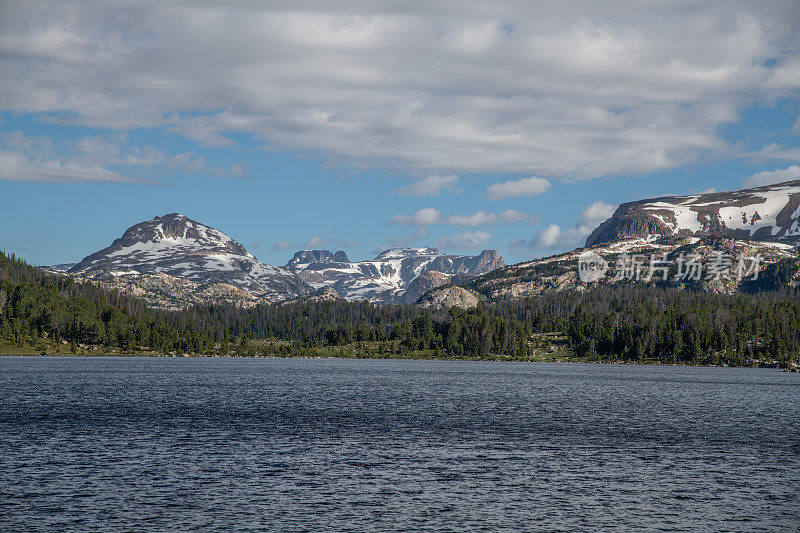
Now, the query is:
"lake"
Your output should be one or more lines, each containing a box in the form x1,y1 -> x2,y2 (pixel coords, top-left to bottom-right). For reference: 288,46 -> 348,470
1,356 -> 798,531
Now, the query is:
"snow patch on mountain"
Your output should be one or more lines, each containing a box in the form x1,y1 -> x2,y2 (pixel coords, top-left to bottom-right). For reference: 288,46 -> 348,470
68,213 -> 310,302
286,247 -> 504,301
586,181 -> 800,247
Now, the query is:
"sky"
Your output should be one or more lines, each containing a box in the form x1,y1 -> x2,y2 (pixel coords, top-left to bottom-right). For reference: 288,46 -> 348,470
1,0 -> 800,267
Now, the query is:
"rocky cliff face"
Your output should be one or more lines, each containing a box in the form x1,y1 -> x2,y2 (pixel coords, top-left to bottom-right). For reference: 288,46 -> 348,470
287,250 -> 351,270
586,180 -> 800,247
286,247 -> 505,301
417,285 -> 480,310
379,270 -> 451,305
68,213 -> 310,303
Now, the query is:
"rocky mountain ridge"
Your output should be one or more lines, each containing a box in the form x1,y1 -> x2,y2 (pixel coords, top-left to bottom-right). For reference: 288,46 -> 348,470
586,180 -> 800,246
55,214 -> 506,309
458,182 -> 800,301
286,247 -> 505,302
465,235 -> 800,300
50,180 -> 800,310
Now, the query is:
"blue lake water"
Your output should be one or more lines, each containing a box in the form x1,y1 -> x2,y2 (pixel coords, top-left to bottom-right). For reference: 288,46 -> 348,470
0,356 -> 798,531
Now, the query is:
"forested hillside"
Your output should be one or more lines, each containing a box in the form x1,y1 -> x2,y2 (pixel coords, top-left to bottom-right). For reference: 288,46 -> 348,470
1,252 -> 799,366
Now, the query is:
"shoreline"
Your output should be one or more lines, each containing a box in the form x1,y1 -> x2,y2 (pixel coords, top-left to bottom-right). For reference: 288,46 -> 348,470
1,351 -> 797,370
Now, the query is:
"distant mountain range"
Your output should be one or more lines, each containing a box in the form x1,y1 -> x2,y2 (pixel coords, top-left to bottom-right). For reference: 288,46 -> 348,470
46,180 -> 800,309
58,213 -> 504,309
286,247 -> 503,303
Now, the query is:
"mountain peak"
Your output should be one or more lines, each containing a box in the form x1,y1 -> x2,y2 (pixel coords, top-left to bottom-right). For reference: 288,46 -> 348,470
67,214 -> 310,301
105,213 -> 248,257
586,180 -> 800,247
287,249 -> 351,268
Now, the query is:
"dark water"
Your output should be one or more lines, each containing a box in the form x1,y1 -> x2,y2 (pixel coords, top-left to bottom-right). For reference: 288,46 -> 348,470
1,357 -> 798,532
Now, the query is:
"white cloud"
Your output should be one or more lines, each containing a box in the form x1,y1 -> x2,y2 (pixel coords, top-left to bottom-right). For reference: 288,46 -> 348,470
498,209 -> 538,224
511,200 -> 616,253
534,224 -> 564,248
0,148 -> 137,183
579,201 -> 616,226
397,174 -> 459,197
444,211 -> 496,227
1,2 -> 798,177
390,208 -> 537,227
445,209 -> 538,226
487,177 -> 551,200
743,165 -> 800,188
435,230 -> 492,250
390,208 -> 442,226
744,142 -> 800,162
0,131 -> 244,182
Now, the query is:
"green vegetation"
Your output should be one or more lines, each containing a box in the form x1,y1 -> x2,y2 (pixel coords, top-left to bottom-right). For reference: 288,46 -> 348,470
1,251 -> 799,366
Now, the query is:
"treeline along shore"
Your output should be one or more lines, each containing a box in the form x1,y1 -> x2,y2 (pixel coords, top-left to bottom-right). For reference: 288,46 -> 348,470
1,252 -> 799,368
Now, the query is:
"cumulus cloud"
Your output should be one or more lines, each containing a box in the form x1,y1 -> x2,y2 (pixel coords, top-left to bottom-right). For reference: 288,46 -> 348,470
397,174 -> 459,197
390,208 -> 537,227
1,1 -> 798,177
435,230 -> 492,250
578,201 -> 616,226
390,208 -> 442,226
510,200 -> 616,253
487,177 -> 551,200
743,165 -> 800,188
534,224 -> 564,248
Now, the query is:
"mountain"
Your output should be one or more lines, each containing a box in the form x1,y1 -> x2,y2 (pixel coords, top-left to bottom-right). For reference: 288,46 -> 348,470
287,250 -> 351,269
586,180 -> 800,247
466,235 -> 800,299
286,247 -> 505,301
67,213 -> 310,306
463,181 -> 800,301
55,214 -> 503,308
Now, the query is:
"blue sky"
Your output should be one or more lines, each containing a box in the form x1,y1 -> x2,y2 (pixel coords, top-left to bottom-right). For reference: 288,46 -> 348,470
1,1 -> 800,267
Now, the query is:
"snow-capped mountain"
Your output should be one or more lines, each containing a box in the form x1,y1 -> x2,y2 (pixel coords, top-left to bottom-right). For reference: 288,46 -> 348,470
68,213 -> 310,302
460,181 -> 800,301
587,180 -> 800,247
286,247 -> 505,301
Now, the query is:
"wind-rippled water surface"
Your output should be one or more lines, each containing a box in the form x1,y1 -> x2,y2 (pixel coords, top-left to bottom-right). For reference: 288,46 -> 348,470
1,356 -> 798,532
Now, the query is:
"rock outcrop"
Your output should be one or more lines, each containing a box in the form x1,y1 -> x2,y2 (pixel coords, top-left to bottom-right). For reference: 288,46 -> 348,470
417,285 -> 481,309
